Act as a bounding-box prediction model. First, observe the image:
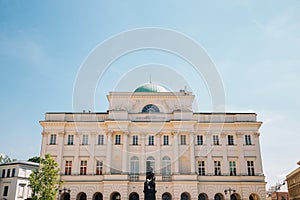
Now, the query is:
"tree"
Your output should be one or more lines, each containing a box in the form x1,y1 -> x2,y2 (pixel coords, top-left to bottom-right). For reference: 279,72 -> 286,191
0,154 -> 16,164
28,156 -> 41,163
29,154 -> 63,200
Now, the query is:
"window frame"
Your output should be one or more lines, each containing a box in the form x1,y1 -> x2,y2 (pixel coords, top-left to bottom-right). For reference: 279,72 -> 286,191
245,135 -> 252,145
80,160 -> 87,175
98,134 -> 104,145
82,134 -> 88,145
228,135 -> 234,145
213,135 -> 219,145
50,134 -> 57,145
229,161 -> 237,176
148,135 -> 154,145
247,161 -> 255,176
198,161 -> 205,176
64,160 -> 72,175
214,161 -> 221,175
163,135 -> 169,145
115,134 -> 121,145
132,135 -> 138,145
197,135 -> 203,145
96,160 -> 103,175
180,135 -> 187,145
67,134 -> 74,145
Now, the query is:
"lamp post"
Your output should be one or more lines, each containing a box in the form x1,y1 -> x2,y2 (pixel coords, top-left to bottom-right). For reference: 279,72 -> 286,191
224,188 -> 236,200
275,181 -> 285,200
58,187 -> 71,200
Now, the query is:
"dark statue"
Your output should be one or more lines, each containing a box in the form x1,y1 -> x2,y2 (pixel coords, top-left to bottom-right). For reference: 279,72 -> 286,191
144,167 -> 156,200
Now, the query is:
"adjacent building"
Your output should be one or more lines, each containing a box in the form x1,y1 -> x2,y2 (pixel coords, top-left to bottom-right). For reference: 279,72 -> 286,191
40,83 -> 266,200
286,162 -> 300,200
0,161 -> 39,200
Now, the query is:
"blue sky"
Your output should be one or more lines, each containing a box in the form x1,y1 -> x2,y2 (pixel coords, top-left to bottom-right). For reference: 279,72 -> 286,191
1,0 -> 300,189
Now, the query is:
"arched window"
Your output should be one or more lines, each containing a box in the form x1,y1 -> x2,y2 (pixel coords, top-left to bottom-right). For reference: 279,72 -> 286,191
93,192 -> 103,200
146,156 -> 155,172
77,192 -> 87,200
198,193 -> 208,200
214,193 -> 223,200
181,192 -> 190,200
249,194 -> 259,200
162,192 -> 172,200
60,193 -> 70,200
111,192 -> 121,200
142,104 -> 160,113
162,156 -> 171,175
129,192 -> 139,200
130,156 -> 139,175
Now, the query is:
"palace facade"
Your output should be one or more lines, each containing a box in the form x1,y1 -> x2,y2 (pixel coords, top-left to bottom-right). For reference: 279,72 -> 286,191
40,83 -> 266,200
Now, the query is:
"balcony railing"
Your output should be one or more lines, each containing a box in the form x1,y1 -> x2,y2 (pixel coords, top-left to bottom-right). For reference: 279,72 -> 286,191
129,175 -> 139,181
162,175 -> 172,181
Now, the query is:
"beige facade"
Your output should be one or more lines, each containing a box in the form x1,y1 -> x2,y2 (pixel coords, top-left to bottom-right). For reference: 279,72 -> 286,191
40,84 -> 266,200
286,162 -> 300,200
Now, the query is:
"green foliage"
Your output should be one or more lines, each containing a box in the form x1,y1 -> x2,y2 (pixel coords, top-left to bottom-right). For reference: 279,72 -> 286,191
0,154 -> 16,164
28,156 -> 41,163
29,154 -> 63,200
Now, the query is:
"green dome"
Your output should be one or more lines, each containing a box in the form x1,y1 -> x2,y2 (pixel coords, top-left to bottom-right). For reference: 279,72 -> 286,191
134,83 -> 169,92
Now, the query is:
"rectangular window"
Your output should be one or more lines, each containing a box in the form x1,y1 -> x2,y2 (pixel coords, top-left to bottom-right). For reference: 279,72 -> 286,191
18,184 -> 25,198
3,186 -> 8,196
245,135 -> 252,145
6,169 -> 10,178
213,135 -> 219,145
214,161 -> 221,175
148,135 -> 154,145
2,169 -> 5,178
11,168 -> 16,177
197,135 -> 203,145
96,161 -> 103,175
228,135 -> 234,145
115,135 -> 121,145
98,134 -> 104,145
50,134 -> 56,145
82,135 -> 88,145
198,161 -> 205,176
64,161 -> 72,175
180,135 -> 186,145
67,135 -> 74,145
80,161 -> 87,175
229,161 -> 237,176
132,135 -> 138,145
247,161 -> 255,176
163,135 -> 169,145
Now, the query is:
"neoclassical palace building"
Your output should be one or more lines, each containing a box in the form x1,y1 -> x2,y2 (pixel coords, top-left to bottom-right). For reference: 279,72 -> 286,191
40,83 -> 266,200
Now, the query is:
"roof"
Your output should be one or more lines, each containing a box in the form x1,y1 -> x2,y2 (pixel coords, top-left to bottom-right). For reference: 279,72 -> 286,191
134,83 -> 169,92
0,160 -> 39,167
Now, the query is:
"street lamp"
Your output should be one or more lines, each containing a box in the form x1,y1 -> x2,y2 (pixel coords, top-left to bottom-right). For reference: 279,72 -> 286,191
275,181 -> 285,200
58,187 -> 71,200
224,188 -> 236,200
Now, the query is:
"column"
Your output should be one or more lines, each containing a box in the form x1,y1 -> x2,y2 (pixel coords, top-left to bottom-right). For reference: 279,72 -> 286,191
122,131 -> 128,174
173,131 -> 179,174
237,132 -> 246,175
156,133 -> 161,174
40,131 -> 48,157
254,132 -> 263,174
106,131 -> 112,174
141,132 -> 146,174
57,132 -> 64,170
73,132 -> 79,175
189,131 -> 196,174
221,132 -> 228,174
